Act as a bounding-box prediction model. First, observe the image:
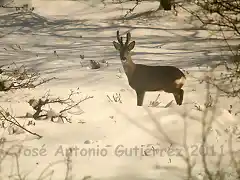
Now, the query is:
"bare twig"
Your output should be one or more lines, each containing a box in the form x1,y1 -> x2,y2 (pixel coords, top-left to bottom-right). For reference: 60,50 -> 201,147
0,107 -> 42,139
107,93 -> 122,103
27,90 -> 93,122
0,63 -> 55,91
64,148 -> 73,180
124,0 -> 141,18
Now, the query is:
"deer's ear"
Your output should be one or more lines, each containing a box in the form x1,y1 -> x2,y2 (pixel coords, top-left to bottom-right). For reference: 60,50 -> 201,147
128,41 -> 135,51
113,41 -> 121,50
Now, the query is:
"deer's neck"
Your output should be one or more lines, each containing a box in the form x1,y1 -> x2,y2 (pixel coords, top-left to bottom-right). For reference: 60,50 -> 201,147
122,55 -> 136,81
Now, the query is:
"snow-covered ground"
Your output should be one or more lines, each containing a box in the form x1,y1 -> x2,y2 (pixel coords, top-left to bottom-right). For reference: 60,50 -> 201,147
0,0 -> 240,180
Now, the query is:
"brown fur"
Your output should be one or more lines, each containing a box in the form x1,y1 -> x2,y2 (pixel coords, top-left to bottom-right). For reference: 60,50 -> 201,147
113,31 -> 186,106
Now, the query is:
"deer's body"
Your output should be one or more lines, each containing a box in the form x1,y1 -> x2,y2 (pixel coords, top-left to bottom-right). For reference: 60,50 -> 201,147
113,31 -> 186,106
126,64 -> 185,91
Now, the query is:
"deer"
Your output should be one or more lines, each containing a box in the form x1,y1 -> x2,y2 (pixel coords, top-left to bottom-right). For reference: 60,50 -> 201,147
113,30 -> 186,106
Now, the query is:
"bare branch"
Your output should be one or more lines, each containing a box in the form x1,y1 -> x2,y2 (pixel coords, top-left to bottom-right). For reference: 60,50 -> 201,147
27,90 -> 93,122
0,107 -> 42,139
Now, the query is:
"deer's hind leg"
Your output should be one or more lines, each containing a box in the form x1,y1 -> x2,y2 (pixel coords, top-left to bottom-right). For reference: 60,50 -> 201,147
163,88 -> 184,106
173,89 -> 184,105
136,90 -> 145,106
179,89 -> 184,105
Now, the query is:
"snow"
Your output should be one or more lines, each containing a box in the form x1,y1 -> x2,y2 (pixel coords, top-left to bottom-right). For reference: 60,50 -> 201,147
0,0 -> 240,180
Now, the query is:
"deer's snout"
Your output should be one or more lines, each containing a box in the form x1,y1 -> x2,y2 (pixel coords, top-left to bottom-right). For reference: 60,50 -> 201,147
120,53 -> 127,61
121,56 -> 126,61
120,48 -> 128,62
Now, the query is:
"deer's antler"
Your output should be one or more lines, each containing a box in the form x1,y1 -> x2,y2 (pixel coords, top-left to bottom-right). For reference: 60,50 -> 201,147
125,32 -> 131,45
117,31 -> 123,45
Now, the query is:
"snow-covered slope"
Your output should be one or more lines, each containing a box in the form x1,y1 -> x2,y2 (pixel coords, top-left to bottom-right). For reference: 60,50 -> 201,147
0,0 -> 239,180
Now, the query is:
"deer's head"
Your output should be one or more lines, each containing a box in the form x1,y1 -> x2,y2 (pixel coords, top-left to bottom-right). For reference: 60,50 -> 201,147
113,31 -> 135,65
